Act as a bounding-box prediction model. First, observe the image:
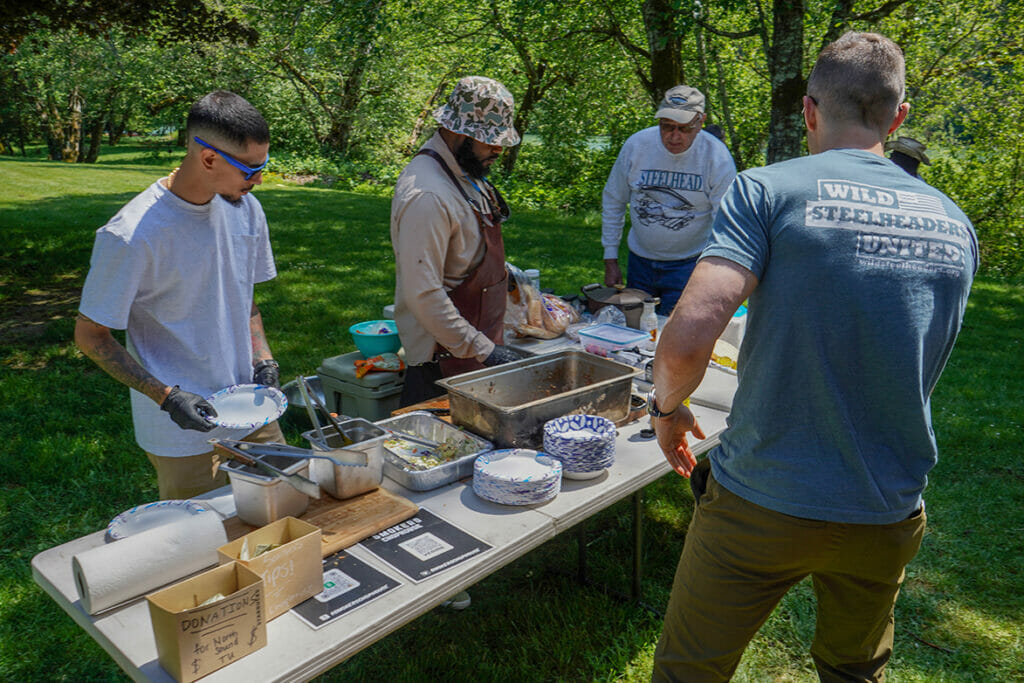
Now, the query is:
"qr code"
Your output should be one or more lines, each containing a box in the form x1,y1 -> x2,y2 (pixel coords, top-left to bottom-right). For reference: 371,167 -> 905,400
314,568 -> 360,602
398,532 -> 453,561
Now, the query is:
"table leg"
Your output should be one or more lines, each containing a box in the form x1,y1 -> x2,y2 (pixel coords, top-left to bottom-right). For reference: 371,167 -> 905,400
632,489 -> 643,601
576,520 -> 588,584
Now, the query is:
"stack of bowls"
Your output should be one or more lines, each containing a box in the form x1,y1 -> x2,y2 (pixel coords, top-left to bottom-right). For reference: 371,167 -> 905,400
542,414 -> 616,480
472,449 -> 562,505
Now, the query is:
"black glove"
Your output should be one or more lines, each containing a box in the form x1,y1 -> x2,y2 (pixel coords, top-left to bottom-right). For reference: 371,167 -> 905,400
483,345 -> 525,367
160,386 -> 218,432
252,359 -> 280,388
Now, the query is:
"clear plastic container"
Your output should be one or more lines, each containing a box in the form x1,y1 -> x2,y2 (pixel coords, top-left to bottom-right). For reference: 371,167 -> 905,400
578,323 -> 650,356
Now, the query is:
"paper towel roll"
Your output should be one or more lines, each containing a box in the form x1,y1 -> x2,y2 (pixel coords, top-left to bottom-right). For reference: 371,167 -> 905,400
72,510 -> 228,615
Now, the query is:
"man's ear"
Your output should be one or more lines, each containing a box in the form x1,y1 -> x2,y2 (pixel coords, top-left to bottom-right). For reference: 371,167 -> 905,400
888,102 -> 910,135
803,96 -> 817,131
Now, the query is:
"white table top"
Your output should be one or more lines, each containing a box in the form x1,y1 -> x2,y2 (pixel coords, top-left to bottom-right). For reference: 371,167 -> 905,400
32,404 -> 729,682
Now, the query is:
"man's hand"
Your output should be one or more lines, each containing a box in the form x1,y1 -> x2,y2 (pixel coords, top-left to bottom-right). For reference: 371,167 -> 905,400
652,404 -> 706,478
252,359 -> 280,388
603,259 -> 623,287
161,386 -> 218,432
483,345 -> 526,367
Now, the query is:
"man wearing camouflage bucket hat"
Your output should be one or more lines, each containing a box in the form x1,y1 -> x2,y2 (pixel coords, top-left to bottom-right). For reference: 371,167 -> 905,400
601,84 -> 737,315
390,76 -> 526,407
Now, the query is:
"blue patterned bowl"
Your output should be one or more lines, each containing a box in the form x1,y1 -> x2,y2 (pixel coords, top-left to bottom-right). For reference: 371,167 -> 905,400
542,415 -> 616,479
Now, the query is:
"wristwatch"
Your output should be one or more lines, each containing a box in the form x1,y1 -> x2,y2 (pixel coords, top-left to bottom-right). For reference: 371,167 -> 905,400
646,386 -> 676,418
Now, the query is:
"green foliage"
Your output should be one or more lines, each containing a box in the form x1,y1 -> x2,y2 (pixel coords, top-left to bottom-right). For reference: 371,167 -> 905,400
1,0 -> 1022,277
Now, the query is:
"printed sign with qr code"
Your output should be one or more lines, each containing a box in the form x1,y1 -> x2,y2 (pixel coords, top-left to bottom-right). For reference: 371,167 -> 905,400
314,568 -> 360,602
398,532 -> 453,561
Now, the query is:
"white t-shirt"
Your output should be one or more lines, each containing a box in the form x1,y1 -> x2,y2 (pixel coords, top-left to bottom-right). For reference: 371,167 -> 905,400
79,180 -> 277,457
601,127 -> 737,261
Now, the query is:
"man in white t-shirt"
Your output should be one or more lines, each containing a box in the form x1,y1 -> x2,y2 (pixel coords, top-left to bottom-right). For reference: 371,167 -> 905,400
75,90 -> 284,499
602,85 -> 737,315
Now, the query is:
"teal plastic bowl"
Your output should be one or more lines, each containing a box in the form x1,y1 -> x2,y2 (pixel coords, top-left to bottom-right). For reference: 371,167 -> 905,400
349,319 -> 401,357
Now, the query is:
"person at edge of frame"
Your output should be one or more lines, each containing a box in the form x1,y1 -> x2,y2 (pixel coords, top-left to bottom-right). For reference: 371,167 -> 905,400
647,31 -> 978,682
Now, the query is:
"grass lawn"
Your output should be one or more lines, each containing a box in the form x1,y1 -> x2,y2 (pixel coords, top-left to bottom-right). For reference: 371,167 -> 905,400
1,145 -> 1021,682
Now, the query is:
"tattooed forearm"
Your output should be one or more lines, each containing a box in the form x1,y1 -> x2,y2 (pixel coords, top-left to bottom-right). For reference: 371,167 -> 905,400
75,313 -> 170,404
249,304 -> 273,363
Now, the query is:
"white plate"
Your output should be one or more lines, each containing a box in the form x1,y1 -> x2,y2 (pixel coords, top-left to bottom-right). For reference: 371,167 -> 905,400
475,449 -> 560,482
106,499 -> 209,541
204,383 -> 287,430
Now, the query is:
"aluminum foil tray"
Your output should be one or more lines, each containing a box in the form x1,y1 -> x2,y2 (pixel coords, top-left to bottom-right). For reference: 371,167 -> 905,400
375,411 -> 493,491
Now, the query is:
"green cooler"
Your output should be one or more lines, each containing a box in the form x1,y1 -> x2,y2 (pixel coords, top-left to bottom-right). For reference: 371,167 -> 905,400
317,351 -> 406,421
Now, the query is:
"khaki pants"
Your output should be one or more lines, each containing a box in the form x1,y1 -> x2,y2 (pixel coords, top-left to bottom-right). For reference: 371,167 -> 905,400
145,421 -> 286,500
653,470 -> 926,683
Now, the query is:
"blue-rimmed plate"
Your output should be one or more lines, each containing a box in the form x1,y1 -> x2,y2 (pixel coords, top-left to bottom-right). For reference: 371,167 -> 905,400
204,383 -> 287,430
473,449 -> 562,506
106,499 -> 209,541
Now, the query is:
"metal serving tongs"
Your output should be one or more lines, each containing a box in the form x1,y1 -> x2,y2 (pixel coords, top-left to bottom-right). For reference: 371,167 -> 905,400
296,374 -> 358,447
210,439 -> 323,499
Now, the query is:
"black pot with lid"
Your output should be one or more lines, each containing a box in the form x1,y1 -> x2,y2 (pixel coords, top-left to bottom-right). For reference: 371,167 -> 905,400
580,283 -> 650,328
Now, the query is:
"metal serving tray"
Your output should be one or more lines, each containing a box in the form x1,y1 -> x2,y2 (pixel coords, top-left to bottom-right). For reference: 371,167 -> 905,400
220,454 -> 311,526
301,418 -> 386,499
436,349 -> 640,448
375,411 -> 493,492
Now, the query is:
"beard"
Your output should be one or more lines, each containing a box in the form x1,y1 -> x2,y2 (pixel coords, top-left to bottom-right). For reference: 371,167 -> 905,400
454,137 -> 494,178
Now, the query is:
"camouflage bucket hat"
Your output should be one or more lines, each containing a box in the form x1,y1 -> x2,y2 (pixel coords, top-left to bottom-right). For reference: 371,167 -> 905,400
434,76 -> 521,147
885,136 -> 931,165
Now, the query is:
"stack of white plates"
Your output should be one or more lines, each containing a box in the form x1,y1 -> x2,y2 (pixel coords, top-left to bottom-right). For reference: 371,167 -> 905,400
543,415 -> 616,480
473,449 -> 562,505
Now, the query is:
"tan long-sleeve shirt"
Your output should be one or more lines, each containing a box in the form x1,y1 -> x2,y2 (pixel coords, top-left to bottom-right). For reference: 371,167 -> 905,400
390,132 -> 498,365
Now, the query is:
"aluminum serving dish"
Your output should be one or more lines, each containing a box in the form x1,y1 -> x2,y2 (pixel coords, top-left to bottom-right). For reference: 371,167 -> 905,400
301,417 -> 385,499
375,411 -> 493,491
220,454 -> 310,526
436,349 -> 641,449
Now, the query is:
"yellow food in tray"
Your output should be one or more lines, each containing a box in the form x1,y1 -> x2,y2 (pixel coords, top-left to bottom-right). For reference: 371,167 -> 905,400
382,436 -> 478,470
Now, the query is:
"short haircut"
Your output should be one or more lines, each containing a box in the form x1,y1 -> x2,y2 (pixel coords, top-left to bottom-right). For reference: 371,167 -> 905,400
807,32 -> 905,133
186,91 -> 269,149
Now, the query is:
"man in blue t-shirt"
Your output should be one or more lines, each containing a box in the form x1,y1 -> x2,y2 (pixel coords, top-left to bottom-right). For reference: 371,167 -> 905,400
647,32 -> 977,681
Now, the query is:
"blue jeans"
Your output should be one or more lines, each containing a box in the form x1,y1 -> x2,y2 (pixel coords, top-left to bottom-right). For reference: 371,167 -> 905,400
627,251 -> 698,316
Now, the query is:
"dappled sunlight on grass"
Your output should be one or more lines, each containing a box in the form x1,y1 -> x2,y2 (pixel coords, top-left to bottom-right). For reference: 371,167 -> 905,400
2,150 -> 1022,681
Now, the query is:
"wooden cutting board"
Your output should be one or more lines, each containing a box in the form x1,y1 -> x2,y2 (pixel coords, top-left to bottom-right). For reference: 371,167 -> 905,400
391,396 -> 451,421
224,487 -> 419,557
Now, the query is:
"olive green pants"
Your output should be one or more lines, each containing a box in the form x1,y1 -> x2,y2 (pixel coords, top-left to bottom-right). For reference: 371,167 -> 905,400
145,421 -> 286,500
653,467 -> 926,683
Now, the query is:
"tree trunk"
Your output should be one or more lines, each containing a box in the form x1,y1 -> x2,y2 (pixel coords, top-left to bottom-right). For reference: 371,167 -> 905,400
500,79 -> 540,176
711,39 -> 744,170
109,108 -> 130,145
176,127 -> 187,146
62,86 -> 82,162
642,0 -> 684,105
405,74 -> 451,155
765,0 -> 806,164
84,116 -> 105,163
323,0 -> 386,156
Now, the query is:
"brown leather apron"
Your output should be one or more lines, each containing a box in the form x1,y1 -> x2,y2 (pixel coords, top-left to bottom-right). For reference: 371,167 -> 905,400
416,149 -> 509,377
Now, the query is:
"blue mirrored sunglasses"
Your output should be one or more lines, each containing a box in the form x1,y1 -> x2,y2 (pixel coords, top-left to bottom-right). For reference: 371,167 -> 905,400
193,136 -> 269,180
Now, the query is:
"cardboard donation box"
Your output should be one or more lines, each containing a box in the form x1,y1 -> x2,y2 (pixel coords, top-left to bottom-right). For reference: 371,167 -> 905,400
217,517 -> 323,620
146,562 -> 266,683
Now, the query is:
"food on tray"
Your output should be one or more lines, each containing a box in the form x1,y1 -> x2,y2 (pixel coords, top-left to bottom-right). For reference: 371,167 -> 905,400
710,352 -> 737,370
383,435 -> 478,470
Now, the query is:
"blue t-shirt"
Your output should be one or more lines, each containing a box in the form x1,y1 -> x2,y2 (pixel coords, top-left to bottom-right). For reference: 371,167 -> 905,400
703,149 -> 977,524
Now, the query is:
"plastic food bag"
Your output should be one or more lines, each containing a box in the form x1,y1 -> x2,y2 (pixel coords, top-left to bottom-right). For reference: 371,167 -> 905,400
504,262 -> 578,339
353,352 -> 405,378
594,305 -> 627,326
